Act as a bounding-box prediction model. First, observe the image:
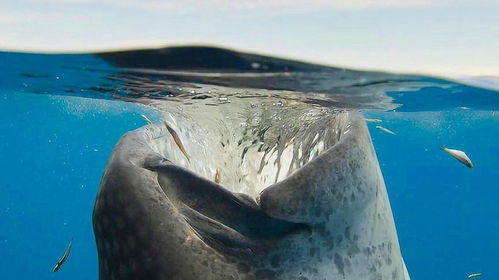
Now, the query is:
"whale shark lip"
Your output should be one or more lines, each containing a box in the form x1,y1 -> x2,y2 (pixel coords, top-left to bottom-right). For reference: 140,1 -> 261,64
142,157 -> 310,240
256,112 -> 362,222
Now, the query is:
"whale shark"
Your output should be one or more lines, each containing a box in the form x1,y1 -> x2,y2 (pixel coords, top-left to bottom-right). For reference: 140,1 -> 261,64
92,108 -> 410,280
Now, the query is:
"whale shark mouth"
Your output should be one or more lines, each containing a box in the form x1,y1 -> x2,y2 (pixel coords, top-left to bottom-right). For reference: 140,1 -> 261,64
93,103 -> 365,249
92,92 -> 409,280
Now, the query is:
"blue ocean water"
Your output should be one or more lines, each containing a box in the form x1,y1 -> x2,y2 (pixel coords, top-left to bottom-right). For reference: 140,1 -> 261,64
0,91 -> 160,279
0,49 -> 497,280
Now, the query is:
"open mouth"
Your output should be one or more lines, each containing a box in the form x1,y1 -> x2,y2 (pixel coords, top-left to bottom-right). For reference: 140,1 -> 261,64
92,105 -> 409,280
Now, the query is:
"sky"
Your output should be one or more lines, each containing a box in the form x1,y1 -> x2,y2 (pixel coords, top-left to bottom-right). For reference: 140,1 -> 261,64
1,0 -> 498,77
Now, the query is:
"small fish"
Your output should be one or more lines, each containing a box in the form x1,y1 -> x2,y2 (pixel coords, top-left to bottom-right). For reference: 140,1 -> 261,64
468,272 -> 482,279
214,168 -> 221,184
442,146 -> 473,168
140,114 -> 154,125
376,126 -> 396,135
53,238 -> 73,272
365,118 -> 383,123
164,121 -> 190,162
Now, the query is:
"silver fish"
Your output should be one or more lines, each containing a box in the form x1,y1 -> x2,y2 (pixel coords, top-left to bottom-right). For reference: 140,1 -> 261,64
140,114 -> 154,125
376,125 -> 396,135
164,121 -> 190,162
53,238 -> 73,272
468,272 -> 482,279
443,146 -> 474,168
365,118 -> 383,123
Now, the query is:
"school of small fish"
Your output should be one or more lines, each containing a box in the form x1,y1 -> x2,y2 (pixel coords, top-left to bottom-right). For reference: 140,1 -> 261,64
368,115 -> 479,278
369,116 -> 474,169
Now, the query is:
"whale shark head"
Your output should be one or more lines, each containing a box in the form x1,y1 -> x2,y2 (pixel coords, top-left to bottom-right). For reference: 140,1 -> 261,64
93,104 -> 409,280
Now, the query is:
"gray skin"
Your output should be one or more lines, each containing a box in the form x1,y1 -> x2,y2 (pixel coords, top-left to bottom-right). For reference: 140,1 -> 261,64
92,112 -> 410,280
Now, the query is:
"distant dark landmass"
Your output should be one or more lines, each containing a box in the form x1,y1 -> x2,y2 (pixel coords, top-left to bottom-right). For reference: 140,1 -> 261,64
96,46 -> 339,72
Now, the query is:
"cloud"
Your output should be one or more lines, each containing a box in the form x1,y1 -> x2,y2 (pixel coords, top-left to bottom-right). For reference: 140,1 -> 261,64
2,0 -> 498,76
13,0 -> 494,14
112,0 -> 432,12
0,11 -> 90,24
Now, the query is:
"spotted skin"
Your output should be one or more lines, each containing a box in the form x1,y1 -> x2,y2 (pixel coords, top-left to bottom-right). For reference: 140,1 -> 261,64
93,112 -> 410,280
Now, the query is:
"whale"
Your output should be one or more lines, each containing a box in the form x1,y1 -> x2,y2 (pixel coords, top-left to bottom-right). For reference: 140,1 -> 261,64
92,110 -> 410,280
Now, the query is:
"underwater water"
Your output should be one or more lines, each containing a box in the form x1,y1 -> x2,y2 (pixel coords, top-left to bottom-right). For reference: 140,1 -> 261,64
0,47 -> 497,280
